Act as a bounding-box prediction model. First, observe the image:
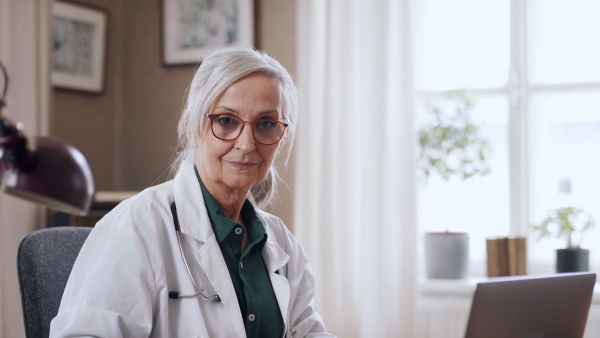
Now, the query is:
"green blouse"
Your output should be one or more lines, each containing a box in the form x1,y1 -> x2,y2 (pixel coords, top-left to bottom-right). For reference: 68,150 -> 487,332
196,168 -> 284,338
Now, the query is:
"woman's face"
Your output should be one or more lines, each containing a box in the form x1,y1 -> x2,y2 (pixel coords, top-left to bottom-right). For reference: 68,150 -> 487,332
194,73 -> 283,198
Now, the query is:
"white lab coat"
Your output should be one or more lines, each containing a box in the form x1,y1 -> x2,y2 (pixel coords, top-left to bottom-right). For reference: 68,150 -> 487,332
50,161 -> 334,338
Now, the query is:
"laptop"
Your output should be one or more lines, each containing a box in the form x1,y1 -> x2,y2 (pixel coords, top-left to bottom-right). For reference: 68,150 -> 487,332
464,272 -> 596,338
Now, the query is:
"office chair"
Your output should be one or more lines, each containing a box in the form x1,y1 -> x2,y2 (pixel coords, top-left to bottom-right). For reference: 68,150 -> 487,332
17,227 -> 92,338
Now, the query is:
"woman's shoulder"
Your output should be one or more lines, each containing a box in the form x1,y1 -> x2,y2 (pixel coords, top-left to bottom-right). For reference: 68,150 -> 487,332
256,209 -> 305,251
95,180 -> 175,233
256,209 -> 287,233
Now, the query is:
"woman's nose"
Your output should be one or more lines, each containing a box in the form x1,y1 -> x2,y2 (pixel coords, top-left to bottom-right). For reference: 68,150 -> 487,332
235,124 -> 256,151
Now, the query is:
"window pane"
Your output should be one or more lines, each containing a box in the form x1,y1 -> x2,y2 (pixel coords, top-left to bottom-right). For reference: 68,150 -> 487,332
418,96 -> 510,264
529,91 -> 600,264
528,0 -> 600,84
420,0 -> 510,90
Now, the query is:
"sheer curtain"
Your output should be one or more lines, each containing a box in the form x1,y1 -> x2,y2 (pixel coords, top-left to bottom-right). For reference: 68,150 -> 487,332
294,1 -> 417,337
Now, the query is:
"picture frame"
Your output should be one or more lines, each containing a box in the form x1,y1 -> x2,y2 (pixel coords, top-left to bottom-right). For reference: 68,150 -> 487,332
162,0 -> 254,65
51,2 -> 107,93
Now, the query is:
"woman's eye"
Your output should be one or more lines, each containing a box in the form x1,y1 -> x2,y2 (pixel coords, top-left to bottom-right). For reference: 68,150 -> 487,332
257,120 -> 276,129
217,116 -> 237,125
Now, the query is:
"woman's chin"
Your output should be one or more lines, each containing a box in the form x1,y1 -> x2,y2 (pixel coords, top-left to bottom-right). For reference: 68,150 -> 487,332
224,179 -> 259,193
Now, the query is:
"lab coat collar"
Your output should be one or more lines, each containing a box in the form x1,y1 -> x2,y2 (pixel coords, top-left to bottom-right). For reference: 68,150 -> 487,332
172,161 -> 260,243
174,160 -> 290,275
172,161 -> 212,242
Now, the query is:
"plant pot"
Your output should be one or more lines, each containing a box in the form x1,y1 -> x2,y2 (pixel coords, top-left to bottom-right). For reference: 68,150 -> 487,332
424,232 -> 469,278
556,248 -> 589,273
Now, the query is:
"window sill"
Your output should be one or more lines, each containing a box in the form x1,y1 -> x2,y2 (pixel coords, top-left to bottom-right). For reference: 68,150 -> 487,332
418,274 -> 600,304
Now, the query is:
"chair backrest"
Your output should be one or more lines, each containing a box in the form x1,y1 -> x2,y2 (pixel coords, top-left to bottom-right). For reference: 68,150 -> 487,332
17,227 -> 92,338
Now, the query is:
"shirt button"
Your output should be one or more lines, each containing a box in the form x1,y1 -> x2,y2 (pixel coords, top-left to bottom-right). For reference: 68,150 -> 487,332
240,261 -> 244,268
235,227 -> 242,235
248,314 -> 255,321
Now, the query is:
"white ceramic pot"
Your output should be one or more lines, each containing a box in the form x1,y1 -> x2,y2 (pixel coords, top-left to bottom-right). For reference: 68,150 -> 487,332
424,232 -> 469,278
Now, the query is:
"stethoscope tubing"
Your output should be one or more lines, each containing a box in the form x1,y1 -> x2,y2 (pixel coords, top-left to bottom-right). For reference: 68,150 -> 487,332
169,202 -> 221,302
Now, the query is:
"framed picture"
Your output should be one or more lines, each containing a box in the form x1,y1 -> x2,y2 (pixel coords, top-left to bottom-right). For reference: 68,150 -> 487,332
162,0 -> 254,65
51,2 -> 107,93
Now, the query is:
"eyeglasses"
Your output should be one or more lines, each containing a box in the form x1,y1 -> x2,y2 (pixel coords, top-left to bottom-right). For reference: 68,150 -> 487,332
205,113 -> 288,145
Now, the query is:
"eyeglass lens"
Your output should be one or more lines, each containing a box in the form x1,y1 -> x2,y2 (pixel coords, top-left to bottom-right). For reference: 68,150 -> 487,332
210,115 -> 286,145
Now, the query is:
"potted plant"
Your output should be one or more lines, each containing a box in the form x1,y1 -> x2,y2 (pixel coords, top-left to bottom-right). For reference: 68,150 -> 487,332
419,90 -> 493,278
531,207 -> 597,273
418,89 -> 492,182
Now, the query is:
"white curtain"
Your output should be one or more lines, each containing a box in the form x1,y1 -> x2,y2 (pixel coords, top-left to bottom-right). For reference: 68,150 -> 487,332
295,1 -> 418,337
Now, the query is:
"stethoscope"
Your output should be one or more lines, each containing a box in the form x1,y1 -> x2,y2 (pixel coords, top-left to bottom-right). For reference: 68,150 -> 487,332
168,202 -> 221,302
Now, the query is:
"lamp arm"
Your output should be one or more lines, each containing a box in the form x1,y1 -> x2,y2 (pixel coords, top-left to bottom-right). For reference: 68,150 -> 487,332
0,61 -> 38,171
0,61 -> 8,114
0,119 -> 38,171
0,167 -> 14,195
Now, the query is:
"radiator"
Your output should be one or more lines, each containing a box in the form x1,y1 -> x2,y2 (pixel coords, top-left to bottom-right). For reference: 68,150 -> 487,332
417,296 -> 471,338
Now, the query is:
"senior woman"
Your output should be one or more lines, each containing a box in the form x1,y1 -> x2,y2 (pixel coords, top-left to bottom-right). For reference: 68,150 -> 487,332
50,48 -> 334,338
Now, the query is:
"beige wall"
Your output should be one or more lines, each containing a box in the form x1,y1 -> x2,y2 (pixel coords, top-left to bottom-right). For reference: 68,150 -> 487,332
51,0 -> 298,227
52,0 -> 122,190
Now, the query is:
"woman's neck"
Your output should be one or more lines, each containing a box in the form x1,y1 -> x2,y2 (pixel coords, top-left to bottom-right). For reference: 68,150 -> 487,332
204,181 -> 249,223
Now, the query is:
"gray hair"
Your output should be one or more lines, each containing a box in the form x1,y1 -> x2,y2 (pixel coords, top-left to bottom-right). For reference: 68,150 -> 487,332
172,47 -> 300,208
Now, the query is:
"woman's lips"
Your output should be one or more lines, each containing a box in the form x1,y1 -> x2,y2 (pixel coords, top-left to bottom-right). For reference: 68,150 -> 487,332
228,161 -> 256,170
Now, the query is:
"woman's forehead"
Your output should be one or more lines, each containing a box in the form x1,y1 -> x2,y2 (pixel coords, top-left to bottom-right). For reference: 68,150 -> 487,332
209,75 -> 282,115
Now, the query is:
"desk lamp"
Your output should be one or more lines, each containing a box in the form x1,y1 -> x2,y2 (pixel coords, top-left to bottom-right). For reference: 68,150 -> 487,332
0,62 -> 94,215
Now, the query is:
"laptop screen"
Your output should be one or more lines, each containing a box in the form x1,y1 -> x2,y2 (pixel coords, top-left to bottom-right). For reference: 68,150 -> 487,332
464,272 -> 596,338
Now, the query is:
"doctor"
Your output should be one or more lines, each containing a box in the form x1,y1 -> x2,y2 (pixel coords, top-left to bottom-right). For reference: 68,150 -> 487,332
50,48 -> 335,338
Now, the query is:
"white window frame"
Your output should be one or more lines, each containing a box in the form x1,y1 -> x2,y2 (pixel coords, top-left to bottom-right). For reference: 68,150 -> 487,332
418,0 -> 600,275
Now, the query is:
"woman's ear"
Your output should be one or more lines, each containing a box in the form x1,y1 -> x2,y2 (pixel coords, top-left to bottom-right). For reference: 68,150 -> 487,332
280,128 -> 289,145
277,126 -> 291,151
184,117 -> 199,149
188,133 -> 198,149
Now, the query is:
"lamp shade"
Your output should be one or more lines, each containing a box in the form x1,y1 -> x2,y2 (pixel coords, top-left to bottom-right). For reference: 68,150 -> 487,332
0,62 -> 94,214
0,136 -> 94,215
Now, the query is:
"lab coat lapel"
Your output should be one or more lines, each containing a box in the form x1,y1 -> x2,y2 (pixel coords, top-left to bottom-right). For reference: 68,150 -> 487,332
262,235 -> 291,332
173,161 -> 213,243
196,237 -> 246,338
249,193 -> 291,325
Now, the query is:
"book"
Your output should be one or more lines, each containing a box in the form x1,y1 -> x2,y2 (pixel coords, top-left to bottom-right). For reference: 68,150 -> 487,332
486,238 -> 501,277
487,237 -> 526,277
